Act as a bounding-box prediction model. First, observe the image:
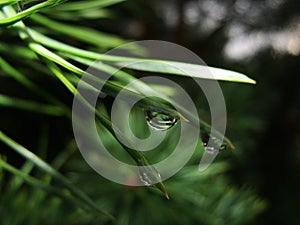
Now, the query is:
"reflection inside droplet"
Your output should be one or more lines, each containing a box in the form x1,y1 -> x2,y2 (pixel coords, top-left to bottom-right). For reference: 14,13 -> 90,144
144,110 -> 178,131
138,166 -> 162,186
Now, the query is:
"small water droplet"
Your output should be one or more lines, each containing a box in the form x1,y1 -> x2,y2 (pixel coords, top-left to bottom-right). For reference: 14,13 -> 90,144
201,133 -> 227,151
204,146 -> 219,154
144,110 -> 178,131
138,165 -> 162,186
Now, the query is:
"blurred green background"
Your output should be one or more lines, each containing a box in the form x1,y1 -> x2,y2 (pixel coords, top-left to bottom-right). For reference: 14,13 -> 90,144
1,0 -> 300,224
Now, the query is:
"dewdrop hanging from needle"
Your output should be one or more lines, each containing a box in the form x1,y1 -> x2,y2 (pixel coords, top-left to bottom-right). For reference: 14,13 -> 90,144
136,158 -> 169,200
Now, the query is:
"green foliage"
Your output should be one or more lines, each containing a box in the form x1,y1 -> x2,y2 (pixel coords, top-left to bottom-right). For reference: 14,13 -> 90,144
0,1 -> 264,224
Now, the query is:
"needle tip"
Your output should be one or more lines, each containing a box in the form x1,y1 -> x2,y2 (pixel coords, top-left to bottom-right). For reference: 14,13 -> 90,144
164,192 -> 170,200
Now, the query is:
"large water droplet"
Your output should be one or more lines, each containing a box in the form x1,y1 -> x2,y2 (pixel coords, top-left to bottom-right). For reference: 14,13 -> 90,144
144,110 -> 178,131
138,165 -> 162,186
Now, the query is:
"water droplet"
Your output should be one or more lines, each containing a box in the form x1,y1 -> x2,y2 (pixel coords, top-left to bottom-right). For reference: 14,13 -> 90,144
137,160 -> 169,198
201,133 -> 227,151
144,110 -> 178,131
139,170 -> 152,186
204,146 -> 219,154
138,165 -> 162,186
